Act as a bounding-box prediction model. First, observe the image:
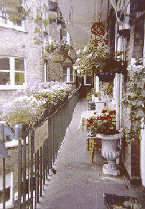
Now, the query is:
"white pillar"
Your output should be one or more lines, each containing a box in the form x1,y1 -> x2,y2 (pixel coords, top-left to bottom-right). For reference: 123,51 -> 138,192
10,57 -> 15,85
120,74 -> 123,128
95,76 -> 99,92
115,73 -> 120,130
95,76 -> 99,103
117,37 -> 122,52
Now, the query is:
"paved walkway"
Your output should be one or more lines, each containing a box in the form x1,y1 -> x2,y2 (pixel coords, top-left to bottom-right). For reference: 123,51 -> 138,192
37,98 -> 145,209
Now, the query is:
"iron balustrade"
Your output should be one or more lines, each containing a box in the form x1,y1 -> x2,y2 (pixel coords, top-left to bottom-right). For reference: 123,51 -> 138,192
8,88 -> 80,209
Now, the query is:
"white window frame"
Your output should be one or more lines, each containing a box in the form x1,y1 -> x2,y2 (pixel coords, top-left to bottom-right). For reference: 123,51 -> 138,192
63,67 -> 74,83
84,74 -> 92,85
0,172 -> 14,208
0,1 -> 26,32
0,57 -> 26,90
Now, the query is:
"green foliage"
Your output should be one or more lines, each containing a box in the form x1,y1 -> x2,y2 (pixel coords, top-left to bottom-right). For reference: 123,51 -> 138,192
8,4 -> 30,25
76,35 -> 124,76
102,81 -> 114,98
1,82 -> 72,127
123,59 -> 145,143
45,40 -> 72,54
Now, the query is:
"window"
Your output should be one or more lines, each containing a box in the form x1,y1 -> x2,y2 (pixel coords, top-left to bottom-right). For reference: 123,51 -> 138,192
84,74 -> 92,85
0,57 -> 25,88
63,67 -> 74,83
0,1 -> 25,30
0,172 -> 13,208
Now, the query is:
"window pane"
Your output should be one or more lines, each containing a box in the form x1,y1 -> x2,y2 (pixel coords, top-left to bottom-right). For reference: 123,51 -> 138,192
0,187 -> 10,203
15,58 -> 24,71
0,72 -> 10,85
86,75 -> 92,84
63,75 -> 67,82
15,72 -> 24,85
70,75 -> 73,82
70,68 -> 73,75
0,58 -> 10,70
63,68 -> 67,74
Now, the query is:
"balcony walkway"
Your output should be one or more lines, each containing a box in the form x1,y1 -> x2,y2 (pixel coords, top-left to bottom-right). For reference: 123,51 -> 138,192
36,97 -> 145,209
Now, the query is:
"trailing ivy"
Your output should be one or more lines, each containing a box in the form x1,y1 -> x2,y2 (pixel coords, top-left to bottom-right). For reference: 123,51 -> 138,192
123,58 -> 145,143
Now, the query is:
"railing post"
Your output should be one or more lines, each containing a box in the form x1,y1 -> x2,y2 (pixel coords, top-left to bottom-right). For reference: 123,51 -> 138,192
2,124 -> 5,209
30,130 -> 34,209
2,158 -> 5,209
28,131 -> 30,207
0,122 -> 10,209
18,138 -> 22,209
52,114 -> 55,166
42,143 -> 45,188
35,153 -> 37,208
36,149 -> 39,203
40,146 -> 42,197
23,137 -> 26,208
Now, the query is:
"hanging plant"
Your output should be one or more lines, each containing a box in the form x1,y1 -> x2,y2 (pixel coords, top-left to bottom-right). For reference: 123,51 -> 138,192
46,40 -> 71,54
76,34 -> 125,78
123,58 -> 145,143
45,40 -> 72,62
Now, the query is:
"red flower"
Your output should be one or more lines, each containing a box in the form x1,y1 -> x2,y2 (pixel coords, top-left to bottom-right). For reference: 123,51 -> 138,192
88,118 -> 94,125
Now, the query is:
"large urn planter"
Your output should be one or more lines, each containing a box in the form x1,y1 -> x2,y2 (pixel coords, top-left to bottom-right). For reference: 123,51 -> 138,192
96,130 -> 124,176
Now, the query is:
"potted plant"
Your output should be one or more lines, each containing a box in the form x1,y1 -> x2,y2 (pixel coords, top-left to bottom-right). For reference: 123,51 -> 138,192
45,40 -> 72,63
87,110 -> 123,176
87,110 -> 117,135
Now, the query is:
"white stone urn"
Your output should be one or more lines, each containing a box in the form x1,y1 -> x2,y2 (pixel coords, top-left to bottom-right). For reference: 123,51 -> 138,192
96,130 -> 124,176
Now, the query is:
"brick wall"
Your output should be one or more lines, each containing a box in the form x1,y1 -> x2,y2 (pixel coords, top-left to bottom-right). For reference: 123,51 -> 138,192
133,17 -> 144,58
47,58 -> 63,82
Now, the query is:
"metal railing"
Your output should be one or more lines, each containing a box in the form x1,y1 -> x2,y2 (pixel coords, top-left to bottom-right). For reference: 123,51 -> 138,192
13,88 -> 80,209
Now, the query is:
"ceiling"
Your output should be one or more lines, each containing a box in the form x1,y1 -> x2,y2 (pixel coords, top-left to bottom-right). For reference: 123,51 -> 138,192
57,0 -> 109,52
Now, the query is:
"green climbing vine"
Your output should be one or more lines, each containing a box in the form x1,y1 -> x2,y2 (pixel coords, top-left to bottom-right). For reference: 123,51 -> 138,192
123,58 -> 145,143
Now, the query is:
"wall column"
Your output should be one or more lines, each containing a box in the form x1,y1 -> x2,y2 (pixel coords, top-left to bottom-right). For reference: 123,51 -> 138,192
115,73 -> 120,130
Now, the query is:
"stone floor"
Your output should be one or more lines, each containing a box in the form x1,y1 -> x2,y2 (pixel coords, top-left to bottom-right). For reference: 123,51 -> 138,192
36,97 -> 145,209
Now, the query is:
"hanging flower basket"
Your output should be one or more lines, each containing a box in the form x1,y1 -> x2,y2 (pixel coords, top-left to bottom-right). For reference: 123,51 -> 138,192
98,72 -> 115,82
46,40 -> 71,63
49,50 -> 66,63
